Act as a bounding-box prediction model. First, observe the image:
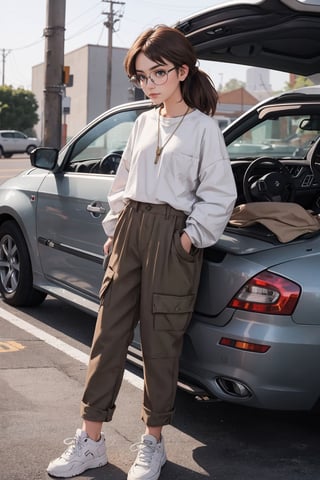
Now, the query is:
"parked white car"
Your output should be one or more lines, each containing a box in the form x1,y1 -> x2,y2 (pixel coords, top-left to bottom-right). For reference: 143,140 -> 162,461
0,130 -> 40,158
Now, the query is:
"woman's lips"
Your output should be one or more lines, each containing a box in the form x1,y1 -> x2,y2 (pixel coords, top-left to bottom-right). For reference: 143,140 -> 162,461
148,93 -> 160,99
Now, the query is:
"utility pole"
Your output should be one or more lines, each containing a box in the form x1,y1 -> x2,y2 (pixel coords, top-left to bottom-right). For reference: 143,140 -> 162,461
43,0 -> 66,148
1,49 -> 11,86
102,0 -> 125,110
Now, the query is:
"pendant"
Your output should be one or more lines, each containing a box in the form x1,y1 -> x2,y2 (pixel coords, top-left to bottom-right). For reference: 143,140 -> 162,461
154,146 -> 162,164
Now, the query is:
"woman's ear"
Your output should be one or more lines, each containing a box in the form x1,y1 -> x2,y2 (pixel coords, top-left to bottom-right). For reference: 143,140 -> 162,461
178,64 -> 189,81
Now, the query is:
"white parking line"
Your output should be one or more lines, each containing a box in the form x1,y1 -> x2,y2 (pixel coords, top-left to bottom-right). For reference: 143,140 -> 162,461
0,306 -> 144,390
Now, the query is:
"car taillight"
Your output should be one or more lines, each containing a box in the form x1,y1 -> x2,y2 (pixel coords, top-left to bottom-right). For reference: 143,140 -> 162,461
219,337 -> 270,353
228,271 -> 301,315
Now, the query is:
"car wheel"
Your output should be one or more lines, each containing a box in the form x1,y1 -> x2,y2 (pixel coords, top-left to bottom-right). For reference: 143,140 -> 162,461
0,221 -> 47,306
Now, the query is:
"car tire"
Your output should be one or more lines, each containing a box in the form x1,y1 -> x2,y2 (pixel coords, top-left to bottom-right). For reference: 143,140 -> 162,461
0,221 -> 47,307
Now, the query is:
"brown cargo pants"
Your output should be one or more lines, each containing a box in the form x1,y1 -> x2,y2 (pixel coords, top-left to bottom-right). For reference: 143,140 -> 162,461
80,200 -> 203,426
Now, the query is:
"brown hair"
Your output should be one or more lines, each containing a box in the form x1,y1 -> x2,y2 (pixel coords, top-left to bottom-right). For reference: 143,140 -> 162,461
124,25 -> 218,116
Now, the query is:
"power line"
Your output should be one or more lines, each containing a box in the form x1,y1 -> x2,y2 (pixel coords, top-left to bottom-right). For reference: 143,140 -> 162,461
5,39 -> 43,53
4,4 -> 102,54
67,2 -> 101,25
65,15 -> 102,41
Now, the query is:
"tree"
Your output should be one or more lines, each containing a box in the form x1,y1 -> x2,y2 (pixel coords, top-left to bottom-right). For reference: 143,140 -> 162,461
284,75 -> 314,91
0,86 -> 39,134
221,78 -> 245,92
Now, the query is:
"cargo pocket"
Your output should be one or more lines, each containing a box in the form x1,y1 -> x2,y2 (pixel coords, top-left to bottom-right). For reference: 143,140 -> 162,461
99,266 -> 114,304
153,293 -> 195,331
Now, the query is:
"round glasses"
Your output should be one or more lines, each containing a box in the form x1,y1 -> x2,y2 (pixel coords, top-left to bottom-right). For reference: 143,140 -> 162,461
130,66 -> 176,89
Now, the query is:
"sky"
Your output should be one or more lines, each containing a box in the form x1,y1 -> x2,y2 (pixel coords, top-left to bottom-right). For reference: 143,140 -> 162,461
1,0 -> 289,91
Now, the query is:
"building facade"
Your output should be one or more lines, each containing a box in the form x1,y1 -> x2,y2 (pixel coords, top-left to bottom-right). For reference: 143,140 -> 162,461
32,45 -> 132,142
216,87 -> 258,128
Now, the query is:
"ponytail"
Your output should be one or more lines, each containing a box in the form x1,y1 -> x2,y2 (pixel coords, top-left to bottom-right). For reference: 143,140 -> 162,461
181,66 -> 218,116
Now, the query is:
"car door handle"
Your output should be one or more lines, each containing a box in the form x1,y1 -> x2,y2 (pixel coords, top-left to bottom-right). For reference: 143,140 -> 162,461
86,202 -> 106,216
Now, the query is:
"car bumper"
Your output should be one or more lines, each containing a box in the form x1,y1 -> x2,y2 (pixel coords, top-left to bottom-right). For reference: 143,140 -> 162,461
180,309 -> 320,411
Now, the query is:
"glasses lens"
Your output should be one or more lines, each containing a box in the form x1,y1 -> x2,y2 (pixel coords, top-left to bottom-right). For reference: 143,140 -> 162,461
150,71 -> 167,86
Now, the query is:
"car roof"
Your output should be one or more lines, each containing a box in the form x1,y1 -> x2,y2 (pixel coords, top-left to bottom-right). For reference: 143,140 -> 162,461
0,130 -> 24,134
175,0 -> 320,76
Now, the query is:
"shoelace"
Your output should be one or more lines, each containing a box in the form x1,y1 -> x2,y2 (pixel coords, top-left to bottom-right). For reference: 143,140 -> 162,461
61,435 -> 84,459
130,440 -> 156,467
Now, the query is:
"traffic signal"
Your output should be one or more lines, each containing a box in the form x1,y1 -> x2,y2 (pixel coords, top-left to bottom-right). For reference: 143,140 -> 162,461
62,66 -> 73,86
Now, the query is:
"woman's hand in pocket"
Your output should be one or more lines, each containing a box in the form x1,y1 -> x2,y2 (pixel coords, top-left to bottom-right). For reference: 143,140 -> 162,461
180,231 -> 192,254
104,237 -> 113,255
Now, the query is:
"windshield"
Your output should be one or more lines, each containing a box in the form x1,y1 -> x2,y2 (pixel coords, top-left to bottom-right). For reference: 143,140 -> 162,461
227,113 -> 320,159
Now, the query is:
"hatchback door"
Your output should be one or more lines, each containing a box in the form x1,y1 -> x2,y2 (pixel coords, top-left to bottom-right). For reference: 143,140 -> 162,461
176,0 -> 320,77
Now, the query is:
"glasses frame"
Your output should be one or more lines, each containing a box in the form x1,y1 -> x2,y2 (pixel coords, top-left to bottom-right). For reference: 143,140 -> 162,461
130,66 -> 177,90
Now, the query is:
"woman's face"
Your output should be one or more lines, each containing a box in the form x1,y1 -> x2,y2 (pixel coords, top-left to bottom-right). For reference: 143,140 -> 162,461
135,52 -> 188,106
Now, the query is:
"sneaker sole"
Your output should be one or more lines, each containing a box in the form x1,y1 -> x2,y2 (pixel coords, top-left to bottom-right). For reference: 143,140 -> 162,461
127,453 -> 166,480
47,456 -> 108,478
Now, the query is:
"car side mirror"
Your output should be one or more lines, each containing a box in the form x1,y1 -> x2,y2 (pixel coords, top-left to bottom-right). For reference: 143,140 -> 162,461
30,147 -> 59,170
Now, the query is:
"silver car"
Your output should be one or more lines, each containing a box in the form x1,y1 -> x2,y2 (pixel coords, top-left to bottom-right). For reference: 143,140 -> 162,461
0,130 -> 40,158
1,0 -> 320,411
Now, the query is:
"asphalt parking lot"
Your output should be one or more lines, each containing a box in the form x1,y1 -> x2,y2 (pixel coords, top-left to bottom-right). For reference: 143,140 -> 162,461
1,296 -> 320,480
0,154 -> 31,185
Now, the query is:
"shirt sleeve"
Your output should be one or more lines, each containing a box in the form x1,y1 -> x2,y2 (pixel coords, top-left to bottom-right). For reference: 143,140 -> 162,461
184,123 -> 237,248
101,126 -> 135,237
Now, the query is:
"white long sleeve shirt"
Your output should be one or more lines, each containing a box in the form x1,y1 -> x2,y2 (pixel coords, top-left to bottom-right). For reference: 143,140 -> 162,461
102,107 -> 237,248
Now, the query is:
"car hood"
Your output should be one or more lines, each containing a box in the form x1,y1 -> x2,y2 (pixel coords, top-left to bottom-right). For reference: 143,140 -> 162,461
175,0 -> 320,76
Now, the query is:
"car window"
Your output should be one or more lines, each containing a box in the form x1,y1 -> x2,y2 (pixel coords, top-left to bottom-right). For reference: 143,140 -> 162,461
65,109 -> 144,174
227,114 -> 320,159
13,132 -> 26,139
2,132 -> 14,139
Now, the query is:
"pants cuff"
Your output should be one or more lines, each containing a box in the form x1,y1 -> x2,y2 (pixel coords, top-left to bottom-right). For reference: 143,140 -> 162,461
141,406 -> 175,426
80,401 -> 116,422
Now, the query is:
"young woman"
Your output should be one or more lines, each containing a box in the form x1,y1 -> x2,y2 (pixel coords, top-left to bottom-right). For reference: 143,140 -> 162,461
47,25 -> 237,480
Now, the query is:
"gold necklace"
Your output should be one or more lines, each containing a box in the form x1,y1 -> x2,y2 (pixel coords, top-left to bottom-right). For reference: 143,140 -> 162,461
154,106 -> 189,164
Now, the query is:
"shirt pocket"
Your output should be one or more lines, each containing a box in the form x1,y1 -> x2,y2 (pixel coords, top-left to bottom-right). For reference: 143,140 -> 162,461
162,152 -> 199,193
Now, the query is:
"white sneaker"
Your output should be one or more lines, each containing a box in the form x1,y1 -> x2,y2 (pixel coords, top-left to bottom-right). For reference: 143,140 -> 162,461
47,428 -> 107,478
127,434 -> 166,480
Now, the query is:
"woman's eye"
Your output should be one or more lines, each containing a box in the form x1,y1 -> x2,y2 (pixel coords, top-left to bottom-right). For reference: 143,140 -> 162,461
154,70 -> 166,78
